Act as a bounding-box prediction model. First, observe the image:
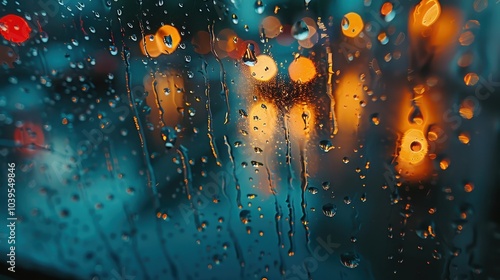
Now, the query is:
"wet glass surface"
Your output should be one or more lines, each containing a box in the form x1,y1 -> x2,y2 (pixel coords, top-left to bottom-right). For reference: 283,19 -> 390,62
1,0 -> 500,279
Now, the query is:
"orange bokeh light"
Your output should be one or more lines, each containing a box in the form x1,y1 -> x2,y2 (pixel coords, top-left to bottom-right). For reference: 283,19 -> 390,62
288,57 -> 316,83
248,54 -> 278,82
413,0 -> 441,27
140,34 -> 162,58
155,25 -> 181,55
341,12 -> 364,38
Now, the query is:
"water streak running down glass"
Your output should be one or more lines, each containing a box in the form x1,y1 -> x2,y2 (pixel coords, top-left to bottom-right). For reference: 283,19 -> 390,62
0,0 -> 500,279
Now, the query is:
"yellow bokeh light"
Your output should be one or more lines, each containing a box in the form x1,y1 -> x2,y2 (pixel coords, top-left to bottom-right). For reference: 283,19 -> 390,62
249,54 -> 278,82
341,12 -> 364,38
399,129 -> 428,164
289,103 -> 316,138
288,57 -> 316,83
155,25 -> 181,55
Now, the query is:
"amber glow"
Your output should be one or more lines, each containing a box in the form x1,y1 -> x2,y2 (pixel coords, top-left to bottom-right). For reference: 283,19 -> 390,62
288,103 -> 316,138
144,71 -> 185,148
341,12 -> 364,38
396,127 -> 433,180
155,25 -> 181,55
459,99 -> 475,119
288,57 -> 316,83
398,129 -> 428,164
248,101 -> 278,144
381,2 -> 393,16
394,86 -> 445,180
249,54 -> 278,82
410,6 -> 462,52
413,0 -> 441,27
334,70 -> 364,133
140,34 -> 162,58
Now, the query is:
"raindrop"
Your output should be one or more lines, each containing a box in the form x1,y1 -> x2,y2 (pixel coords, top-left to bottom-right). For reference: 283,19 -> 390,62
163,35 -> 173,48
254,0 -> 265,14
464,73 -> 479,86
416,221 -> 436,239
40,31 -> 49,43
232,14 -> 239,24
109,45 -> 118,56
370,113 -> 380,125
340,252 -> 360,268
321,181 -> 330,191
319,140 -> 334,153
344,196 -> 351,204
322,203 -> 337,217
408,105 -> 424,125
307,187 -> 318,194
239,210 -> 251,224
341,17 -> 350,30
251,161 -> 263,167
291,20 -> 309,40
242,43 -> 258,66
161,126 -> 177,149
360,193 -> 367,202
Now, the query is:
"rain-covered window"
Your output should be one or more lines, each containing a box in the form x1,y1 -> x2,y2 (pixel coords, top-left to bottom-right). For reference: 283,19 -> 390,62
1,0 -> 500,279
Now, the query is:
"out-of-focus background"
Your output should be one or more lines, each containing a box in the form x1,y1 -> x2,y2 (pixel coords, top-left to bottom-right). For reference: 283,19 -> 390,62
1,0 -> 500,279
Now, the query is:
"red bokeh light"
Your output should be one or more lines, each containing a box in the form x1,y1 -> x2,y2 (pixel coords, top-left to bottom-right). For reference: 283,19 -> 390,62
13,122 -> 45,155
0,14 -> 32,43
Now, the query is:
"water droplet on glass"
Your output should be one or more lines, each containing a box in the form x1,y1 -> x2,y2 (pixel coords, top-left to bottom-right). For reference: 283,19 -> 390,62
322,203 -> 337,217
340,252 -> 360,268
370,113 -> 380,125
344,196 -> 352,204
161,126 -> 177,149
40,31 -> 49,43
291,20 -> 309,40
109,45 -> 118,56
319,140 -> 334,153
307,187 -> 318,194
232,14 -> 239,24
163,35 -> 173,48
341,17 -> 350,30
239,210 -> 251,224
242,43 -> 258,66
322,181 -> 330,191
254,0 -> 265,14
